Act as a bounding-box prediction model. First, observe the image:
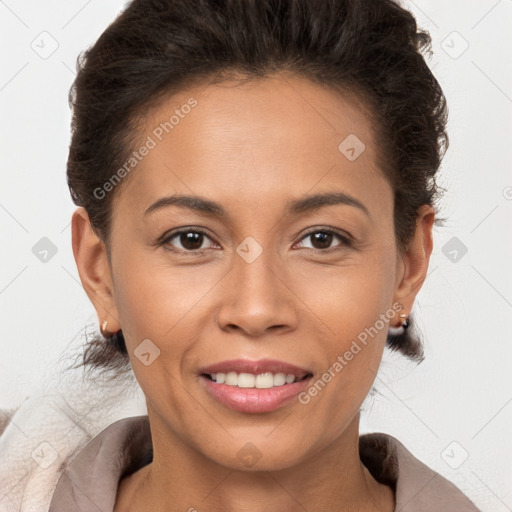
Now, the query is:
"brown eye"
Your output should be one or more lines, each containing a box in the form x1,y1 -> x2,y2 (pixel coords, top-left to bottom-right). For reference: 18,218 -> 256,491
177,231 -> 206,251
309,231 -> 334,250
160,229 -> 216,253
296,228 -> 351,252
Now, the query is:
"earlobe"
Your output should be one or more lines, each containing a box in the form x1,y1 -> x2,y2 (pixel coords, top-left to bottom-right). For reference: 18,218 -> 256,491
71,207 -> 121,331
392,204 -> 435,320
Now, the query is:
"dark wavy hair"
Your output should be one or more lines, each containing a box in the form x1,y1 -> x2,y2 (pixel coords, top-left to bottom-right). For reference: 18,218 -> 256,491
65,0 -> 449,378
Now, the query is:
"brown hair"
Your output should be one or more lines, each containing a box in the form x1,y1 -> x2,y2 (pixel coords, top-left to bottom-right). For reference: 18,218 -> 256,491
65,0 -> 448,377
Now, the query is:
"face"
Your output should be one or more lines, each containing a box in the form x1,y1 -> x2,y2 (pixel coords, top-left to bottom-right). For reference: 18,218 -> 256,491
74,72 -> 433,472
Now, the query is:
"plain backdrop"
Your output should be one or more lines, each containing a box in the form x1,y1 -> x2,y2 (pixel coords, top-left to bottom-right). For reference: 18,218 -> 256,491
1,1 -> 511,510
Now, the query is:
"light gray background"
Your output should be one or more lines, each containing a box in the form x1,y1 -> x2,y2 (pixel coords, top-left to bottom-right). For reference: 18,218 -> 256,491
1,1 -> 511,510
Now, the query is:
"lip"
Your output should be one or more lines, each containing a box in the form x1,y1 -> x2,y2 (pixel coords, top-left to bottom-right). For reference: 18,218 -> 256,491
199,374 -> 313,413
198,358 -> 312,379
198,358 -> 314,414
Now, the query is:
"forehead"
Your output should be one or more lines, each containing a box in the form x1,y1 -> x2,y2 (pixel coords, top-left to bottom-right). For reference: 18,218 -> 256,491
114,73 -> 392,223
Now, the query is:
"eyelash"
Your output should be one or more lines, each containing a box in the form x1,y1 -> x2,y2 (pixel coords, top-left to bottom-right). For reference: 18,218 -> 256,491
158,226 -> 352,255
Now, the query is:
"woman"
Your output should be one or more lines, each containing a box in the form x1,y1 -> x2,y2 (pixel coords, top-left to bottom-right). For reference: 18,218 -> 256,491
2,0 -> 481,510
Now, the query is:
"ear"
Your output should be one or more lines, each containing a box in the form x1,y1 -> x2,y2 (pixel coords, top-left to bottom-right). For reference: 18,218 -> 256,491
71,207 -> 121,334
392,204 -> 435,324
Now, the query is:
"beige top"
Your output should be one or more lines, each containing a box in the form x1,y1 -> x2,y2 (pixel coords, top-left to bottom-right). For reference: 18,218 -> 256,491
48,415 -> 480,512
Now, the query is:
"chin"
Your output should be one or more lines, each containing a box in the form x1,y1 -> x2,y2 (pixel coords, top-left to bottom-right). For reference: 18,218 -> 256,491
203,438 -> 313,473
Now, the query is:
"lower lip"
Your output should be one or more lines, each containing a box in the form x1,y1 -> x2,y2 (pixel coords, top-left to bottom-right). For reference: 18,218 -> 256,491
199,375 -> 313,413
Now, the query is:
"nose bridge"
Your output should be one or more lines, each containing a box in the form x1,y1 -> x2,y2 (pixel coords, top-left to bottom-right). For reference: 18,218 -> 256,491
235,237 -> 279,295
216,235 -> 297,334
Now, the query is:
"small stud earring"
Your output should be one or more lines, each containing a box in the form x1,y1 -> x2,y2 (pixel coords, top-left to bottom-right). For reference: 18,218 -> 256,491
388,313 -> 409,337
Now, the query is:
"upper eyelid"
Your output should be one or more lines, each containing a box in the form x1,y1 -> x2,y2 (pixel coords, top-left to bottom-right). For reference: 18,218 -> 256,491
299,226 -> 351,240
294,228 -> 352,249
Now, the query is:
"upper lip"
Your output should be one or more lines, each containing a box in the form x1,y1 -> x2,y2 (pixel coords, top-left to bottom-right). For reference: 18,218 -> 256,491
199,358 -> 312,379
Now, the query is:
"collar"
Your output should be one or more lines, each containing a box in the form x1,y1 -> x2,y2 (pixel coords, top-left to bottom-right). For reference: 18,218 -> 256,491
49,415 -> 480,511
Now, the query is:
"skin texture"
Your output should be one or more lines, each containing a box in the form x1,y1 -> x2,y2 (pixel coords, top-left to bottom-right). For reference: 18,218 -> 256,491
72,72 -> 434,512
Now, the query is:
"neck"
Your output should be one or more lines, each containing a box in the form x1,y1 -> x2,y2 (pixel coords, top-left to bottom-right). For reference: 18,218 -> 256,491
115,409 -> 395,512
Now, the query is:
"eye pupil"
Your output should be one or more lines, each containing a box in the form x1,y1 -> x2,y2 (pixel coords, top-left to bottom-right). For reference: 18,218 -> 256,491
181,232 -> 203,250
311,232 -> 333,249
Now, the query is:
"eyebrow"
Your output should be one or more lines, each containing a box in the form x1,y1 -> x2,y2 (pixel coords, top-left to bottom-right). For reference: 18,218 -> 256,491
143,191 -> 370,219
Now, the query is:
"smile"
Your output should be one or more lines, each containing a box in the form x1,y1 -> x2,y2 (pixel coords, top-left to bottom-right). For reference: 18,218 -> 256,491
200,373 -> 314,414
203,371 -> 309,388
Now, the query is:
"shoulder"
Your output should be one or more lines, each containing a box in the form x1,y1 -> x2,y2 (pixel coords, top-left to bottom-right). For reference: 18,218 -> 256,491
0,397 -> 108,511
0,400 -> 82,511
48,415 -> 151,512
360,432 -> 481,512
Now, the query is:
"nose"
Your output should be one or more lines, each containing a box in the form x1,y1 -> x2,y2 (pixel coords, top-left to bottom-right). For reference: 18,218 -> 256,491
215,246 -> 299,337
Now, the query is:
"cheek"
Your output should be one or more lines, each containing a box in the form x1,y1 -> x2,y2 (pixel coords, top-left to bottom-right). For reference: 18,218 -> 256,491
111,246 -> 214,342
109,250 -> 202,417
109,246 -> 226,409
313,280 -> 390,384
295,246 -> 396,406
294,245 -> 396,336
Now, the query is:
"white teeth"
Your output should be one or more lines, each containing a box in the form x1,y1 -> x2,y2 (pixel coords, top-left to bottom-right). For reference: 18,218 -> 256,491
238,373 -> 255,388
255,373 -> 273,388
273,373 -> 286,386
225,371 -> 238,385
208,371 -> 303,388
